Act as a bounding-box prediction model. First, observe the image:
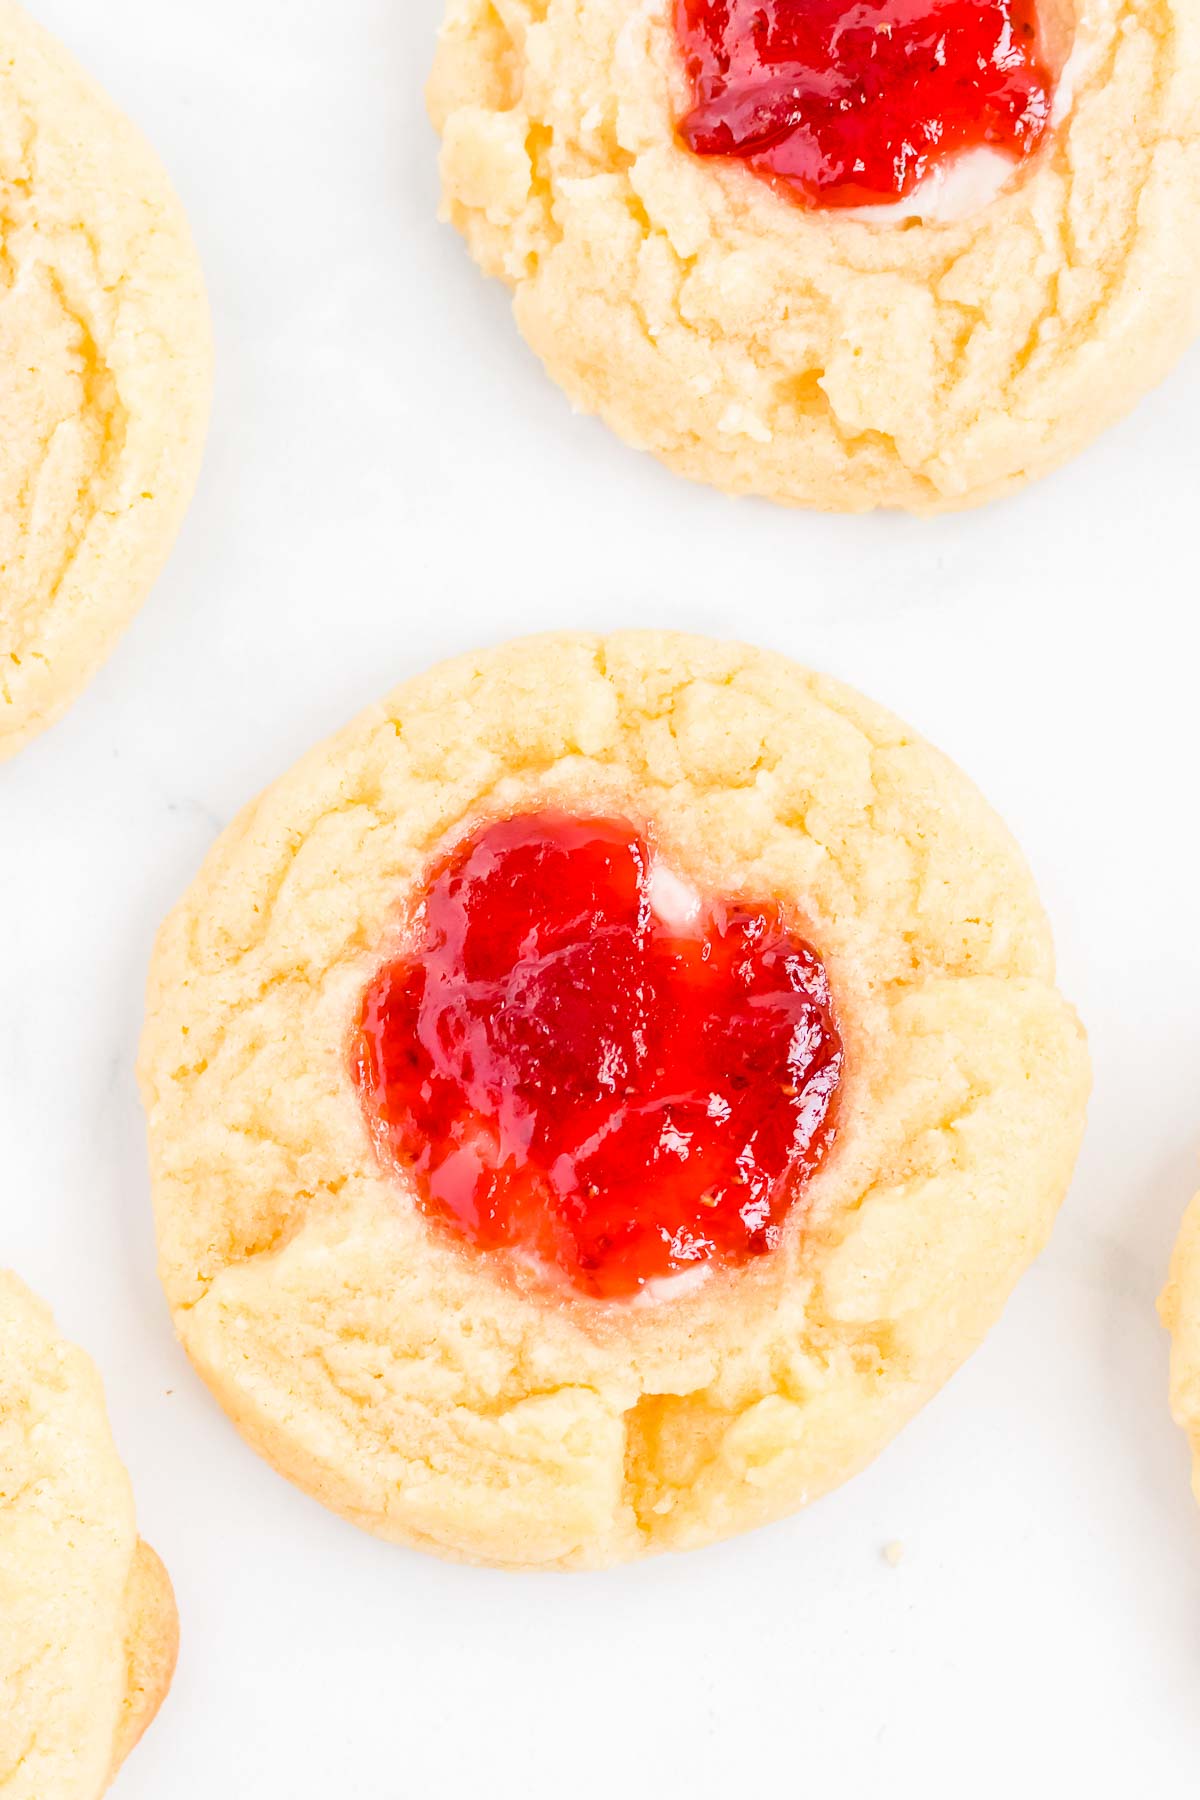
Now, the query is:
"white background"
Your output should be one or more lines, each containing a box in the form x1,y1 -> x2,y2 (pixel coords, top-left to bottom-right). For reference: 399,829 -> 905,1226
4,1 -> 1200,1792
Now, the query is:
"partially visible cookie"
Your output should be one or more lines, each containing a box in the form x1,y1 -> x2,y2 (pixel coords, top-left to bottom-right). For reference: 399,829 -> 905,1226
1160,1193 -> 1200,1507
0,1272 -> 177,1799
429,0 -> 1200,512
0,0 -> 211,760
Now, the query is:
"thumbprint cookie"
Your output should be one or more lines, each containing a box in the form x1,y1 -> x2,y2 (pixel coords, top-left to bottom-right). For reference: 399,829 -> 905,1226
429,0 -> 1200,512
140,632 -> 1090,1567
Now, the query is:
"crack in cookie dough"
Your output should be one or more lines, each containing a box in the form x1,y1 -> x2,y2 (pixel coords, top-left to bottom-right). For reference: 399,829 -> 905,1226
0,1273 -> 177,1798
1160,1191 -> 1200,1507
0,0 -> 211,758
141,633 -> 1090,1567
429,0 -> 1200,511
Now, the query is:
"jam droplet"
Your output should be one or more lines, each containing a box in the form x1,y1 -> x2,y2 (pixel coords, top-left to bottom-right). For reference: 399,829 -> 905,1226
354,812 -> 843,1299
675,0 -> 1056,208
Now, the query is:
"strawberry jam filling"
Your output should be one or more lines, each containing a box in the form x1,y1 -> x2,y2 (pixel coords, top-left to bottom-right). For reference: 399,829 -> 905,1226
675,0 -> 1058,209
354,812 -> 843,1299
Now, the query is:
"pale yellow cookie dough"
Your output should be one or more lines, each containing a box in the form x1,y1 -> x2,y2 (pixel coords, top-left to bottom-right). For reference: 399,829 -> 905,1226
141,632 -> 1090,1568
429,0 -> 1200,512
0,0 -> 211,760
0,1272 -> 177,1798
1159,1192 -> 1200,1506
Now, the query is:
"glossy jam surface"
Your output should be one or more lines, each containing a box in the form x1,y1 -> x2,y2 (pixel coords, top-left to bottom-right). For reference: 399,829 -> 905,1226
675,0 -> 1056,209
355,813 -> 843,1298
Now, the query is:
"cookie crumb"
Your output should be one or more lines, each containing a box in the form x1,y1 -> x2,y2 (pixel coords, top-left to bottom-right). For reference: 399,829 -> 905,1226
883,1540 -> 904,1567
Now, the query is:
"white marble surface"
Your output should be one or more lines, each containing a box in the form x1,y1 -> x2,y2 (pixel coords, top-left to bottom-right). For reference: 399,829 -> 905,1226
4,1 -> 1200,1792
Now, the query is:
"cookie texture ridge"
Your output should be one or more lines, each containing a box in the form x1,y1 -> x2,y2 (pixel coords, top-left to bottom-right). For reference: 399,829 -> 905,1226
140,631 -> 1091,1568
428,0 -> 1200,512
0,0 -> 211,759
0,1271 -> 178,1798
1160,1192 -> 1200,1507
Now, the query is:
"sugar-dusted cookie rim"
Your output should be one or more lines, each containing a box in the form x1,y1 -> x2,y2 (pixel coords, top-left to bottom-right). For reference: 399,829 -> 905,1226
0,1271 -> 178,1798
141,631 -> 1090,1566
1160,1191 -> 1200,1506
108,1541 -> 179,1787
429,0 -> 1200,511
0,0 -> 212,759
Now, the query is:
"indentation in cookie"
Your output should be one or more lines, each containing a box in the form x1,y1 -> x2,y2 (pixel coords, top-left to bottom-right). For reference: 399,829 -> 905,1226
674,0 -> 1064,210
353,809 -> 843,1298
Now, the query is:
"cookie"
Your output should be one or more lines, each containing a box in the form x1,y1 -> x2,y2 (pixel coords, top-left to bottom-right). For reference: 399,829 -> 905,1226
0,1272 -> 177,1797
429,0 -> 1200,513
1159,1192 -> 1200,1506
140,631 -> 1090,1568
0,0 -> 211,760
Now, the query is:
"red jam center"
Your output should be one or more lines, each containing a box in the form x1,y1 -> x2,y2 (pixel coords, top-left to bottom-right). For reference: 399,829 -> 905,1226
675,0 -> 1056,208
354,812 -> 843,1299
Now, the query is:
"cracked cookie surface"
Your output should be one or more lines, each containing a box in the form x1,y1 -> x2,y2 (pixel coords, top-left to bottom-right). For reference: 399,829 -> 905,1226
0,1272 -> 178,1798
429,0 -> 1200,512
0,0 -> 211,760
1160,1193 -> 1200,1509
140,631 -> 1090,1567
